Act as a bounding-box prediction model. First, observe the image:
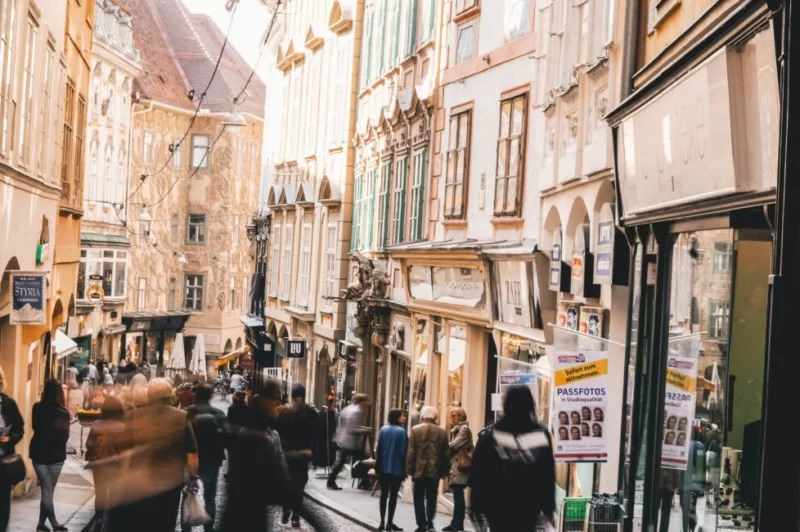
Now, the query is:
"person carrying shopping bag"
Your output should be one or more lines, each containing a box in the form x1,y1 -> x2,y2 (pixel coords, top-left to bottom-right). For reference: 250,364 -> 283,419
443,407 -> 473,532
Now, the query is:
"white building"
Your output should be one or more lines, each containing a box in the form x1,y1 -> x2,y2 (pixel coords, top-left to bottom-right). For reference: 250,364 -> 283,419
74,0 -> 142,363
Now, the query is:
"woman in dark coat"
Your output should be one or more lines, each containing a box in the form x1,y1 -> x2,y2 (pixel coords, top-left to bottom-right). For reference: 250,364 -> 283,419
0,367 -> 24,532
29,379 -> 70,531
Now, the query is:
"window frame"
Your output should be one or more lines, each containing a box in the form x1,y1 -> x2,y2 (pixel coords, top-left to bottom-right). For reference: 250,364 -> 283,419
391,156 -> 409,245
322,222 -> 338,304
409,148 -> 427,241
454,0 -> 479,17
494,92 -> 528,217
713,241 -> 733,275
191,133 -> 210,168
280,224 -> 294,301
377,160 -> 392,250
172,137 -> 182,169
269,223 -> 281,297
184,273 -> 205,312
708,299 -> 731,343
168,276 -> 177,311
186,213 -> 208,244
505,0 -> 533,42
456,21 -> 477,64
18,13 -> 37,166
298,223 -> 312,306
444,108 -> 472,219
77,248 -> 128,301
137,277 -> 147,311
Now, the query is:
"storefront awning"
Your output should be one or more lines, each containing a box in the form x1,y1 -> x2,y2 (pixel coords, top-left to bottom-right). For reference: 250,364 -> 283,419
54,330 -> 78,360
215,346 -> 249,367
102,324 -> 127,336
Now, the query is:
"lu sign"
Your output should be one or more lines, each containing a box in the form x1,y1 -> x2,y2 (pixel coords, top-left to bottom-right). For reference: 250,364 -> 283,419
287,339 -> 306,359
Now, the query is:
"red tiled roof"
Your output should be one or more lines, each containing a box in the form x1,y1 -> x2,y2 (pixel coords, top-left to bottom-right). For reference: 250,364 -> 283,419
116,0 -> 193,110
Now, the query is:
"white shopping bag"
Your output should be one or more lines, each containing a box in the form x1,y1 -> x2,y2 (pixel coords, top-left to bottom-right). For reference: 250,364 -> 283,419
181,477 -> 211,527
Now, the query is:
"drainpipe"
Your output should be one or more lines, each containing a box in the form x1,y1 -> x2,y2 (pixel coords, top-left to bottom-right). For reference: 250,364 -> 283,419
618,0 -> 640,101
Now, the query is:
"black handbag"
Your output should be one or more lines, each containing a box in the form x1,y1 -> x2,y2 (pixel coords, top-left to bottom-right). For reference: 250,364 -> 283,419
0,454 -> 25,486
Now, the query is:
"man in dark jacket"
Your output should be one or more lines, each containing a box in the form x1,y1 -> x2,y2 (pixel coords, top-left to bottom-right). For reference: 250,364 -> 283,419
407,406 -> 449,532
469,385 -> 556,532
185,384 -> 228,532
0,368 -> 24,531
278,384 -> 318,527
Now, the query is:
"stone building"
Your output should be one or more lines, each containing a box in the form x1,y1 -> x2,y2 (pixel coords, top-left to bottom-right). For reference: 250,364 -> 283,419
120,0 -> 265,371
72,0 -> 142,366
0,0 -> 92,491
263,0 -> 363,404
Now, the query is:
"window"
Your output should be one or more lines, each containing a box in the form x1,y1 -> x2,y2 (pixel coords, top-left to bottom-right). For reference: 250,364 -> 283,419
709,300 -> 730,343
77,96 -> 87,198
456,23 -> 475,64
298,224 -> 312,305
351,172 -> 363,250
455,0 -> 478,15
38,44 -> 55,176
137,277 -> 147,311
168,277 -> 177,310
170,214 -> 179,244
420,0 -> 436,43
184,274 -> 205,311
363,168 -> 377,250
77,249 -> 128,300
405,0 -> 418,56
377,162 -> 392,249
172,137 -> 181,169
409,149 -> 427,241
713,241 -> 733,274
232,215 -> 240,246
392,156 -> 408,244
143,132 -> 153,164
577,0 -> 590,65
328,42 -> 347,145
191,134 -> 210,168
186,214 -> 207,244
61,78 -> 75,200
495,94 -> 527,216
280,225 -> 294,300
0,0 -> 17,155
505,0 -> 531,41
323,223 -> 338,301
445,110 -> 471,218
269,224 -> 281,297
18,14 -> 37,165
229,276 -> 236,312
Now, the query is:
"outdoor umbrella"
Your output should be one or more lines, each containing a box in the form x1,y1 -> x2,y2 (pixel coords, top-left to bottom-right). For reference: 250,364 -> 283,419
167,333 -> 186,370
189,333 -> 207,378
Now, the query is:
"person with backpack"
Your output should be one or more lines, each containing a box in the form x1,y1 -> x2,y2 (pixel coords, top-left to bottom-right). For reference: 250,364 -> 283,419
85,396 -> 127,529
468,385 -> 555,531
185,384 -> 229,532
443,407 -> 473,532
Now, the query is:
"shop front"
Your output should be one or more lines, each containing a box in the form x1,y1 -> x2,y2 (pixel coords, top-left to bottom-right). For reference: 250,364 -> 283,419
608,17 -> 779,531
120,311 -> 191,367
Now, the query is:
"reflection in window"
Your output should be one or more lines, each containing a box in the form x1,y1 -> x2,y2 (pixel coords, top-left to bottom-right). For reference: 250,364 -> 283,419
447,325 -> 466,409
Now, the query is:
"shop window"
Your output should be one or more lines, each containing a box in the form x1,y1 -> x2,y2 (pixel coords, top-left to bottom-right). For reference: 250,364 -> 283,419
713,241 -> 732,274
184,274 -> 205,311
447,325 -> 467,409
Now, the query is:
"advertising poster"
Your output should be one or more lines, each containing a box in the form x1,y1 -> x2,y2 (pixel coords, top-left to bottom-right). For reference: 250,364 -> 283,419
552,349 -> 609,462
661,353 -> 698,470
499,372 -> 537,402
10,272 -> 47,325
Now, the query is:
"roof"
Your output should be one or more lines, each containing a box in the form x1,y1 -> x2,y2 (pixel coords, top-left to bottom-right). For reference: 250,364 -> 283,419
118,0 -> 193,109
120,0 -> 266,117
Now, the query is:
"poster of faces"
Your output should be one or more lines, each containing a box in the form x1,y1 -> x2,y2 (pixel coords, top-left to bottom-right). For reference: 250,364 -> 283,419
552,349 -> 609,462
661,354 -> 698,470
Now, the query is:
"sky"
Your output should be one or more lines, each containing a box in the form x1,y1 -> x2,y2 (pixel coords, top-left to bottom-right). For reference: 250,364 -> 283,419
182,0 -> 275,82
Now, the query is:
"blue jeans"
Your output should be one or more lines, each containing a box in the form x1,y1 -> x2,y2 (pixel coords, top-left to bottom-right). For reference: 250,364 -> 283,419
34,462 -> 64,526
183,468 -> 219,532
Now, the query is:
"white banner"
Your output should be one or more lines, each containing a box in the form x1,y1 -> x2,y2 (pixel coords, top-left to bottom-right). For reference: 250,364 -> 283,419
552,349 -> 609,462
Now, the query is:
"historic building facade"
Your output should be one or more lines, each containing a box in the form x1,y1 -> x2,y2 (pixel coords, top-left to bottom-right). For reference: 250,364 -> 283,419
263,0 -> 363,404
121,0 -> 264,371
72,0 -> 141,366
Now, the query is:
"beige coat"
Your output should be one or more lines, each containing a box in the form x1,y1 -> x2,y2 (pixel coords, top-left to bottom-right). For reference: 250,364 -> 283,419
448,421 -> 474,485
407,420 -> 449,480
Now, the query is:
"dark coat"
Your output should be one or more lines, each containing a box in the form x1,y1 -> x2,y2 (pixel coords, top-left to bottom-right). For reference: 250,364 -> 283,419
29,401 -> 70,464
407,420 -> 449,480
187,402 -> 229,471
277,401 -> 318,459
0,393 -> 24,456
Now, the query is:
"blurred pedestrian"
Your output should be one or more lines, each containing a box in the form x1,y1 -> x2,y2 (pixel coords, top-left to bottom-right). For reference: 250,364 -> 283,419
66,361 -> 79,390
221,379 -> 291,530
278,384 -> 318,527
227,390 -> 249,429
177,383 -> 195,409
116,378 -> 198,532
469,385 -> 555,531
29,379 -> 70,532
0,367 -> 23,532
184,384 -> 228,532
407,406 -> 448,532
327,393 -> 370,490
86,396 -> 126,529
376,409 -> 408,532
443,407 -> 472,532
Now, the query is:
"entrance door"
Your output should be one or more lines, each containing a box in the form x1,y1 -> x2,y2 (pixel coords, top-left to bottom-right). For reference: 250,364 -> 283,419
654,229 -> 768,532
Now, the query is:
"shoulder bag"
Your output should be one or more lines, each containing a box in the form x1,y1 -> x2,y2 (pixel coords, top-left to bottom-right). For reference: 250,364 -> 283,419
0,453 -> 25,486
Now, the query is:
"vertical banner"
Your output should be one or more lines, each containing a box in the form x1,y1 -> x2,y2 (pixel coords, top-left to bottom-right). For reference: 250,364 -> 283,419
661,334 -> 701,470
552,349 -> 609,462
10,272 -> 47,325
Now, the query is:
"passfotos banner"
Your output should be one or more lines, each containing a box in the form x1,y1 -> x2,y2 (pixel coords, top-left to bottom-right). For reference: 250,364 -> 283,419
552,349 -> 609,462
661,337 -> 700,470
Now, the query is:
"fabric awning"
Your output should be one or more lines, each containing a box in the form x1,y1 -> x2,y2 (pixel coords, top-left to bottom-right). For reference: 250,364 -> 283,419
215,346 -> 250,367
54,330 -> 78,360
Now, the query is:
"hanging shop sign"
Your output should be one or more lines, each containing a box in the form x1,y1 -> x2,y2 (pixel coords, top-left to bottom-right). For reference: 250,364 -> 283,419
85,275 -> 105,303
494,261 -> 534,328
10,272 -> 47,325
661,335 -> 701,470
408,265 -> 484,308
287,339 -> 307,359
552,347 -> 609,462
594,204 -> 615,285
